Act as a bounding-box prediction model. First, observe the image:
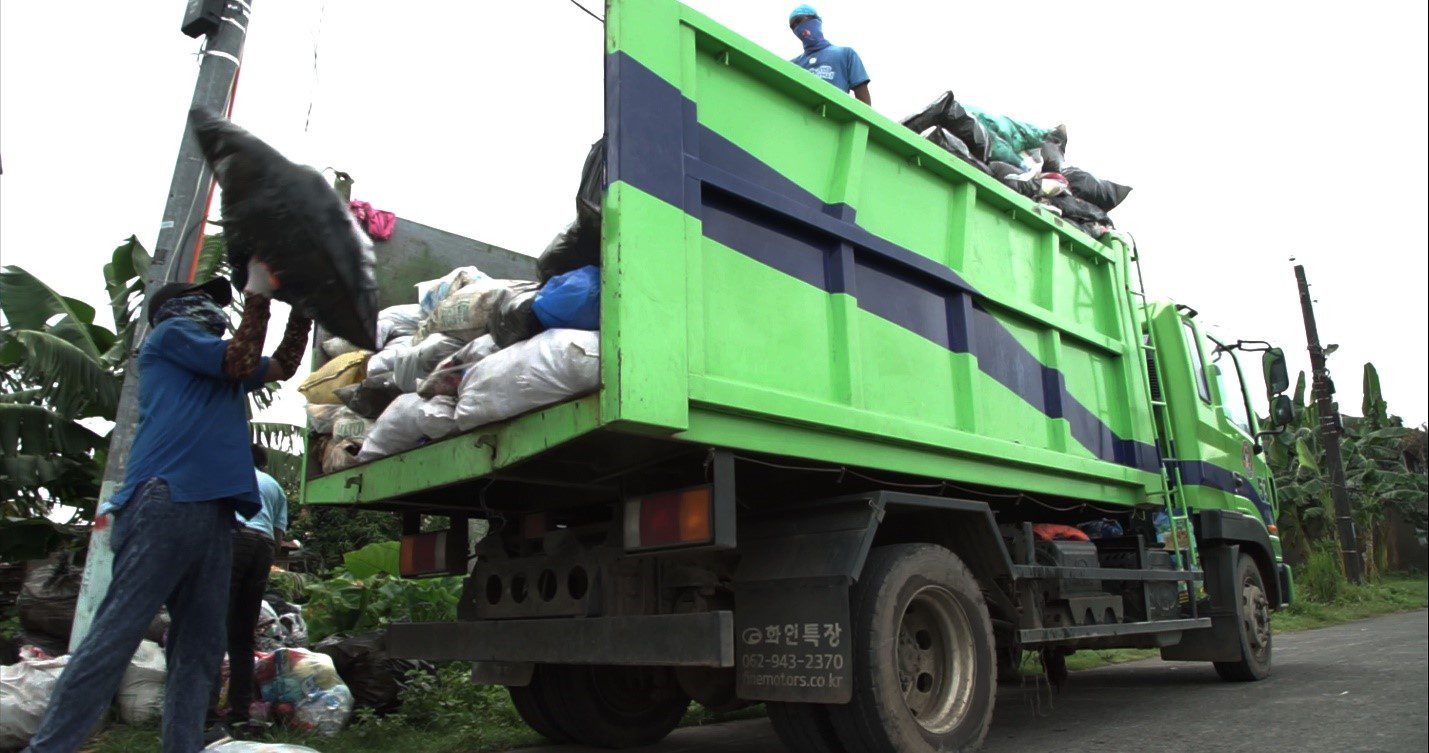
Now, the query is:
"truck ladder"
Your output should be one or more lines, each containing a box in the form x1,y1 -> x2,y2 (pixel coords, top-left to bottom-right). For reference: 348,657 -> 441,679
1127,243 -> 1201,613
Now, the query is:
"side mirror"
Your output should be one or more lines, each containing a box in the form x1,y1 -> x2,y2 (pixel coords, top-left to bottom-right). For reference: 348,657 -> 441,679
1262,348 -> 1289,396
1267,394 -> 1295,428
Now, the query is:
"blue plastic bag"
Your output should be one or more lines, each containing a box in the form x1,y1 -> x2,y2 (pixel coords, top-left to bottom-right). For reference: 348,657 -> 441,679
533,265 -> 600,330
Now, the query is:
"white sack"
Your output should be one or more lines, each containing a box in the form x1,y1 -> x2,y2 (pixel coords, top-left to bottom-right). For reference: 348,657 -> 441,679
0,653 -> 70,750
115,640 -> 166,725
357,394 -> 428,462
415,396 -> 459,440
455,329 -> 600,432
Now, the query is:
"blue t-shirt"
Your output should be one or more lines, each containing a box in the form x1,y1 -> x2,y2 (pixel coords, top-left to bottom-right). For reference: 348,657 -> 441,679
103,318 -> 270,518
791,45 -> 870,94
238,470 -> 289,539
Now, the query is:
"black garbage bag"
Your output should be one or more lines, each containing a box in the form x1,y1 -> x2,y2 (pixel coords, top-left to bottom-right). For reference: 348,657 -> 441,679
902,91 -> 991,162
1046,193 -> 1113,235
575,138 -> 605,231
1040,139 -> 1065,173
926,128 -> 992,174
336,374 -> 403,420
487,285 -> 543,347
538,138 -> 607,282
190,108 -> 380,350
314,632 -> 426,713
987,161 -> 1024,180
536,219 -> 599,283
1062,166 -> 1133,212
16,553 -> 81,656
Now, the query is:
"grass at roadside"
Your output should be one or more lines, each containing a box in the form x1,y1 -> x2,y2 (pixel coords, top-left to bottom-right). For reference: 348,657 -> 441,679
85,574 -> 1428,753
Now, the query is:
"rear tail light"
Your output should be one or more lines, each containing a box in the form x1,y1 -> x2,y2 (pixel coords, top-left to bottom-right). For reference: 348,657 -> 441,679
399,531 -> 449,577
624,486 -> 713,550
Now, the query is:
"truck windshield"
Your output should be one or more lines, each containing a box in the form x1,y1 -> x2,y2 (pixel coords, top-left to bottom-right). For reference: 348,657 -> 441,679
1211,347 -> 1254,436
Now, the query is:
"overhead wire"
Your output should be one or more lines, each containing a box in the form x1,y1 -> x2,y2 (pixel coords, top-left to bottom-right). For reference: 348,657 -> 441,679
566,0 -> 605,23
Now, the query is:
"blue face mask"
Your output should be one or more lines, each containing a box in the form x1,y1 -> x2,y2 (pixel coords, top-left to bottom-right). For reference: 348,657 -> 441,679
792,17 -> 829,54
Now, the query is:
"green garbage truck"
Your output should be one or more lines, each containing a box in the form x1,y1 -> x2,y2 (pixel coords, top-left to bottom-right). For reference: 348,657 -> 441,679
302,1 -> 1297,749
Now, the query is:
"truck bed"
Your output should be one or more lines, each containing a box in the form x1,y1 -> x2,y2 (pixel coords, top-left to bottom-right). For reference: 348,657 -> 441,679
305,0 -> 1163,510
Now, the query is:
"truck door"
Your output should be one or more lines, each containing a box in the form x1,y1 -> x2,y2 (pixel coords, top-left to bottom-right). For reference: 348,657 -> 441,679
1150,307 -> 1276,529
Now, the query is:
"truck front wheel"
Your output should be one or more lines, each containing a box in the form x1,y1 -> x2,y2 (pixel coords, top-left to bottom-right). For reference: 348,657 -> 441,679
829,544 -> 996,753
534,664 -> 690,748
1213,553 -> 1272,682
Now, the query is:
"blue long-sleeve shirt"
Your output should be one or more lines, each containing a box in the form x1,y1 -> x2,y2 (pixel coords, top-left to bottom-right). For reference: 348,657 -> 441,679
102,317 -> 270,518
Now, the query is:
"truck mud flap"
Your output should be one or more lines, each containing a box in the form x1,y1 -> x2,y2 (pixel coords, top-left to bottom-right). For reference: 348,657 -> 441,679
733,497 -> 883,704
1160,545 -> 1243,662
387,612 -> 734,667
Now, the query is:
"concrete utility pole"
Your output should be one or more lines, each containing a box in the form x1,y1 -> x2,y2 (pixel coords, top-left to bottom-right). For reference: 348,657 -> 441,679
70,0 -> 255,649
1294,264 -> 1363,585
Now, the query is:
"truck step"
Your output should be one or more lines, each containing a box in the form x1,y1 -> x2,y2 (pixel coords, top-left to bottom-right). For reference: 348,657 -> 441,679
1019,616 -> 1211,645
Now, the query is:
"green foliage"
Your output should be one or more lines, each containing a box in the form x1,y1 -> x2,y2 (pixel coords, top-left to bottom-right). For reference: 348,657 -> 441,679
351,664 -> 525,738
302,571 -> 461,643
343,541 -> 401,578
1298,545 -> 1346,603
265,568 -> 316,604
290,505 -> 402,571
1267,363 -> 1428,574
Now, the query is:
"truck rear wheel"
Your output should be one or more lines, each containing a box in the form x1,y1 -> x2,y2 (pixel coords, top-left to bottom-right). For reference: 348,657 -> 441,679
507,670 -> 570,743
1213,553 -> 1272,682
829,544 -> 996,753
535,664 -> 690,748
767,701 -> 844,753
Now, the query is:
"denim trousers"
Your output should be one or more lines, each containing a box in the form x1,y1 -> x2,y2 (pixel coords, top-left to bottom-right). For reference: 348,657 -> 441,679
25,479 -> 233,753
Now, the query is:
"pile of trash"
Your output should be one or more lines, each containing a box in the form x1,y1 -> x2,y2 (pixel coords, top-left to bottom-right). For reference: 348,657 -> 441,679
305,140 -> 606,473
250,648 -> 353,735
0,642 -> 166,750
902,92 -> 1132,237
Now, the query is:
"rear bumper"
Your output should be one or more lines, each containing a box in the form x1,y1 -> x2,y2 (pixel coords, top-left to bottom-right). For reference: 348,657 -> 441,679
386,611 -> 735,667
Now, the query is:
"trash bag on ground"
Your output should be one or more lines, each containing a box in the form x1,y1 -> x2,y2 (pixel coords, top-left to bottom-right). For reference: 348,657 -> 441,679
417,336 -> 500,398
16,553 -> 82,657
364,336 -> 411,379
415,396 -> 459,440
427,280 -> 538,342
253,648 -> 353,736
0,651 -> 69,750
257,600 -> 309,651
321,437 -> 363,473
297,351 -> 369,405
116,640 -> 165,725
1061,166 -> 1133,211
487,285 -> 542,348
204,742 -> 324,753
190,108 -> 379,350
392,335 -> 465,393
357,394 -> 429,462
375,304 -> 423,348
455,329 -> 601,431
334,375 -> 402,420
415,266 -> 490,316
305,404 -> 342,434
533,266 -> 600,331
313,632 -> 426,714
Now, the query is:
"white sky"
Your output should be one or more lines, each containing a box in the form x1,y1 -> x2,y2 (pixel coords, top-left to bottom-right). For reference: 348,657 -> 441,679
2,0 -> 1426,427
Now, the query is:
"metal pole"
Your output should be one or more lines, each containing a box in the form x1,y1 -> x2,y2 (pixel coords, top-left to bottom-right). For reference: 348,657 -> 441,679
70,0 -> 255,649
1293,264 -> 1363,585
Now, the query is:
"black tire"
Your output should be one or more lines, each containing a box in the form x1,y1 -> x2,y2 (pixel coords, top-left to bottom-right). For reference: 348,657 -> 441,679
535,664 -> 690,748
507,669 -> 571,743
1213,553 -> 1272,682
829,544 -> 996,753
767,701 -> 844,753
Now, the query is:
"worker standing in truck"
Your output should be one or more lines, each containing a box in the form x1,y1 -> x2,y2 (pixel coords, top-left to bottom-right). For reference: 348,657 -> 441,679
788,5 -> 872,105
24,263 -> 310,753
207,445 -> 291,736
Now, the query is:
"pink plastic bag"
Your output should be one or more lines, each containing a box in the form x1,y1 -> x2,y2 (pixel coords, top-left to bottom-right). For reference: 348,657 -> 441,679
349,200 -> 397,241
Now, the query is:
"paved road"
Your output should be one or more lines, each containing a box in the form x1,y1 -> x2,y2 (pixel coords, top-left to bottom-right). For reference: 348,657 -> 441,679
527,610 -> 1428,753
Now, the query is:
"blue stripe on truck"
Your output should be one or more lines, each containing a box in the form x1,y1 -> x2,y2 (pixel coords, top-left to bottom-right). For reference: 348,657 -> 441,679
606,51 -> 1161,475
